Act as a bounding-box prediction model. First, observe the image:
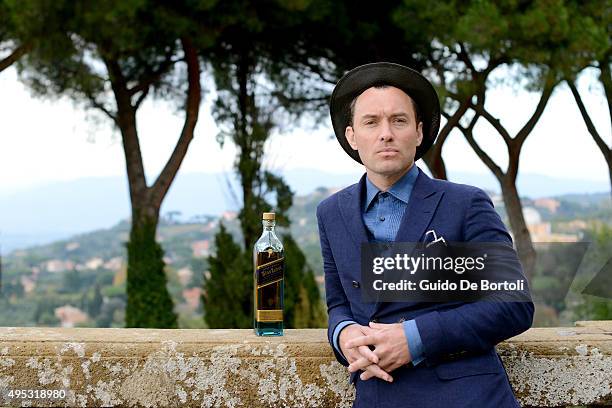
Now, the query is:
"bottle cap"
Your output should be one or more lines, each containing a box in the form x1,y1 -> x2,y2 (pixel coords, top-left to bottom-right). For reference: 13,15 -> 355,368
262,212 -> 275,220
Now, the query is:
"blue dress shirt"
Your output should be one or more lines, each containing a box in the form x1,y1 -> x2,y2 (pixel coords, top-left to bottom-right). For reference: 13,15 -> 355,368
332,164 -> 425,366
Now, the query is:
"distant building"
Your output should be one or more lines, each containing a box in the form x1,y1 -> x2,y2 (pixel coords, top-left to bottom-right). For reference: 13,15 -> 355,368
177,267 -> 194,286
65,242 -> 80,251
524,206 -> 579,242
45,259 -> 75,273
534,198 -> 561,213
191,240 -> 210,258
103,257 -> 123,271
221,211 -> 237,221
85,257 -> 104,270
182,287 -> 202,311
523,207 -> 542,225
20,276 -> 35,294
55,305 -> 88,328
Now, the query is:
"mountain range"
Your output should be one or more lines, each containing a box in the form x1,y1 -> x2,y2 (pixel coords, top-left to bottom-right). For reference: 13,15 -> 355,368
0,168 -> 608,252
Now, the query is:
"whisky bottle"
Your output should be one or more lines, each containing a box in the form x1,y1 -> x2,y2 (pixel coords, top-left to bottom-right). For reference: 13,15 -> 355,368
253,212 -> 284,336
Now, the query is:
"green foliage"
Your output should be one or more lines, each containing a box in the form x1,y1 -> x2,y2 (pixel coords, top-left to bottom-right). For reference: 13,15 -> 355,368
203,224 -> 326,329
189,257 -> 207,289
574,296 -> 612,321
282,234 -> 326,328
208,18 -> 326,327
60,269 -> 81,293
203,223 -> 251,328
10,0 -> 216,107
125,218 -> 177,328
88,283 -> 103,318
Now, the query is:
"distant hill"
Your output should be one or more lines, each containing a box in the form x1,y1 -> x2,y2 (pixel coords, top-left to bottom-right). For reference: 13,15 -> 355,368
0,169 -> 609,251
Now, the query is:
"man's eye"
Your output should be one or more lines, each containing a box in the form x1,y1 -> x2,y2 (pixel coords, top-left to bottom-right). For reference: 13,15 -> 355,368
393,118 -> 407,123
364,120 -> 376,125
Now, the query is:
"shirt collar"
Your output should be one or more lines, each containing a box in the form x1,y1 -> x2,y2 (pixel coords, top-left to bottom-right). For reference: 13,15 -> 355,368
364,164 -> 419,210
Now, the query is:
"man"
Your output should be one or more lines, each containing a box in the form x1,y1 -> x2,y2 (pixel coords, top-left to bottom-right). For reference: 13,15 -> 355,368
316,62 -> 533,408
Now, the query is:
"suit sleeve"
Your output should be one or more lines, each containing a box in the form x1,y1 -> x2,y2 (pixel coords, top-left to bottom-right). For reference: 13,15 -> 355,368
317,205 -> 355,366
414,188 -> 534,365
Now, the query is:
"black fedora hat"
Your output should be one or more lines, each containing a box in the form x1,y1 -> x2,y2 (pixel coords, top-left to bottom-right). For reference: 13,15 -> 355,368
329,62 -> 440,164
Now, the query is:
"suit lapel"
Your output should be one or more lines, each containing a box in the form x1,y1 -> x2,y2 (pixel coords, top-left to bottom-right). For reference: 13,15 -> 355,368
338,173 -> 370,248
394,169 -> 443,243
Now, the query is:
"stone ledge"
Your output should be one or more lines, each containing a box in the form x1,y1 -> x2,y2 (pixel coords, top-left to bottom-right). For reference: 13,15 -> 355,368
0,322 -> 610,407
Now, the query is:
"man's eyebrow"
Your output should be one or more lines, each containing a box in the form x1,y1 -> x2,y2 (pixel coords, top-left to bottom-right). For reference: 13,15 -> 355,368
359,113 -> 380,120
359,112 -> 410,120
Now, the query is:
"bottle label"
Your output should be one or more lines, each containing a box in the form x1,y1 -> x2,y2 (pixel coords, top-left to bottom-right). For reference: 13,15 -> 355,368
256,309 -> 283,322
256,257 -> 284,288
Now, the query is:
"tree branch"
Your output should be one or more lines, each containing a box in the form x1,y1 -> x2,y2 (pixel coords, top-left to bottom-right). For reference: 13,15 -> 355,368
103,55 -> 148,206
597,55 -> 612,126
457,42 -> 476,74
133,87 -> 149,111
295,59 -> 337,84
127,55 -> 180,97
567,78 -> 610,157
0,43 -> 30,72
514,71 -> 557,148
457,113 -> 505,180
466,100 -> 513,146
89,97 -> 118,124
150,37 -> 201,209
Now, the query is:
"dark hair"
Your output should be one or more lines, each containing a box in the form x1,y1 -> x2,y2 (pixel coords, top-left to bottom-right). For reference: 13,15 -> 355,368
348,84 -> 422,127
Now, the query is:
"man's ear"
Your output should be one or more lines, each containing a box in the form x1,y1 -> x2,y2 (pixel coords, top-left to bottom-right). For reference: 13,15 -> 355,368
345,126 -> 358,150
416,122 -> 424,146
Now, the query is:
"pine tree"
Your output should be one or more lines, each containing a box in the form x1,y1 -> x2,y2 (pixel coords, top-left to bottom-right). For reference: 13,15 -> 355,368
203,224 -> 252,328
88,283 -> 103,318
283,235 -> 326,328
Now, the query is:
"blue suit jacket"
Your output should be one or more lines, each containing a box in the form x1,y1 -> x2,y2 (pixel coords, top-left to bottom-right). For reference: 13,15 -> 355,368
316,168 -> 534,408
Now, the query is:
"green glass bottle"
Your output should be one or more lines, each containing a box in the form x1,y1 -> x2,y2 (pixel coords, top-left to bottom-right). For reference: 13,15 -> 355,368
253,212 -> 284,336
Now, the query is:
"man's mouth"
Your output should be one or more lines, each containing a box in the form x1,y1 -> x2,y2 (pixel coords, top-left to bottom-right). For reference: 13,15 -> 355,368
378,148 -> 399,154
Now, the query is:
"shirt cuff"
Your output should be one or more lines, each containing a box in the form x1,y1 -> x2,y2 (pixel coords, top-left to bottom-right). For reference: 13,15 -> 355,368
403,319 -> 425,366
332,320 -> 357,359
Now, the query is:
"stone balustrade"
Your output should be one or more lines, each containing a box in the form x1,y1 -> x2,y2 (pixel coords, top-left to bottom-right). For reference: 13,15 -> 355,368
0,321 -> 610,407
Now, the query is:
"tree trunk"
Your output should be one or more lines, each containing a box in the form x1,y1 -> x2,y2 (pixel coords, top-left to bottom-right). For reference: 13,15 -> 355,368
103,37 -> 201,328
500,177 -> 536,281
423,148 -> 447,180
235,51 -> 260,252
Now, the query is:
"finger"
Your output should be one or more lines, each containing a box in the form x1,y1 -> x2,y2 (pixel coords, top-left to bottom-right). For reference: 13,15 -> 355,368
361,325 -> 375,334
358,345 -> 379,364
345,334 -> 377,349
348,356 -> 372,373
369,321 -> 387,329
372,348 -> 394,370
360,364 -> 393,382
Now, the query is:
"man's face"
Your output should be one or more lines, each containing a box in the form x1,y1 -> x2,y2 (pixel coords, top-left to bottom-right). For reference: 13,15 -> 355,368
345,86 -> 423,178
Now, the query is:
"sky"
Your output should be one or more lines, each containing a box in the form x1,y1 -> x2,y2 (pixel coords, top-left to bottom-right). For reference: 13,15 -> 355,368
0,65 -> 610,197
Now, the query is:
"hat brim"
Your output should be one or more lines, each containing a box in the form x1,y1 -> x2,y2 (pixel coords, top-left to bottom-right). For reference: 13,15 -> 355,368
330,62 -> 440,164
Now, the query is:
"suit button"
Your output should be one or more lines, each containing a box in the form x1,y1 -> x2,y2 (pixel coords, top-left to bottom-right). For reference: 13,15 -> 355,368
352,280 -> 360,288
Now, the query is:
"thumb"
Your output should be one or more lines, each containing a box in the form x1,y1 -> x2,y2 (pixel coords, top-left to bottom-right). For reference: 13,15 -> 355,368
369,321 -> 384,328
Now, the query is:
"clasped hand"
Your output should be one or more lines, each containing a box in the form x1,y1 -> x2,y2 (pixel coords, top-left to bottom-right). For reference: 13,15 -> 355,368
339,322 -> 412,382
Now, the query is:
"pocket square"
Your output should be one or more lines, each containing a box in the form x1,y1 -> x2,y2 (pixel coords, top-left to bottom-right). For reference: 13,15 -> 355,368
424,229 -> 447,248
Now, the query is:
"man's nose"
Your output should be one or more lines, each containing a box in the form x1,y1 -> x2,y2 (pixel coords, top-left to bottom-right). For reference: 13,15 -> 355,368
379,119 -> 394,141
